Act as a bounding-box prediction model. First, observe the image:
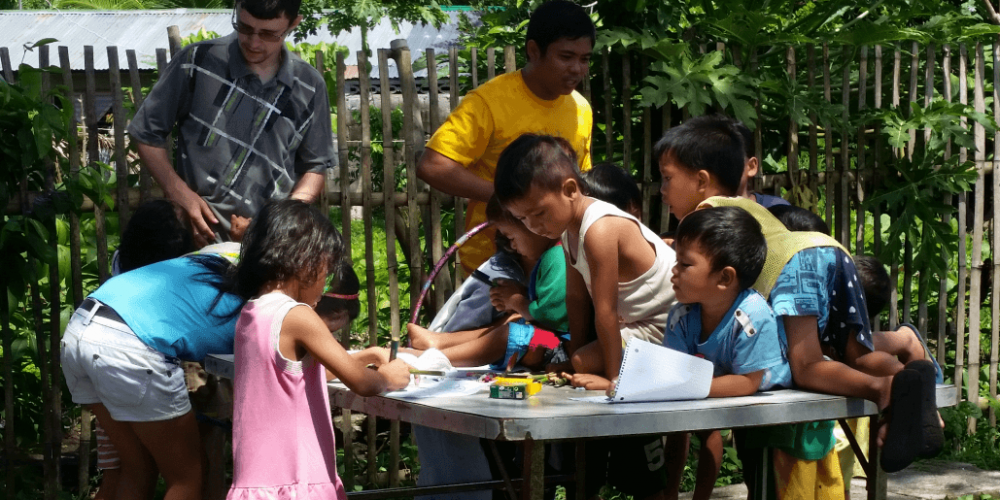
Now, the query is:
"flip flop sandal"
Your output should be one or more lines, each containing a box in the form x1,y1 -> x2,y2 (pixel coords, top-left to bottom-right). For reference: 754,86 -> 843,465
898,322 -> 944,384
906,359 -> 944,459
880,368 -> 923,473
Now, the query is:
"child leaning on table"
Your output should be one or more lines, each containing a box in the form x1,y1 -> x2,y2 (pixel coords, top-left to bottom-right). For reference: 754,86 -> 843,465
225,200 -> 412,500
661,206 -> 793,500
494,133 -> 677,392
372,196 -> 570,371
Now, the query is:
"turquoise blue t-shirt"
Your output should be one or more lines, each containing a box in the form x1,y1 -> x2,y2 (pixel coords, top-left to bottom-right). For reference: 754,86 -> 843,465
90,256 -> 243,361
663,288 -> 793,391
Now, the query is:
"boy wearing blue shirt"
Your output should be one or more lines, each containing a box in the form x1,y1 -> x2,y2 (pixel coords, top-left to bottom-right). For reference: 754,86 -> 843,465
662,206 -> 793,500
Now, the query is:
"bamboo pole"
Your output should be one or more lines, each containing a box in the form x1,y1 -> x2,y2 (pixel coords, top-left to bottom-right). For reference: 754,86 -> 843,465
107,47 -> 131,230
888,46 -> 902,330
823,44 -> 835,229
427,48 -> 446,318
451,47 -> 464,287
641,55 -> 652,224
0,47 -> 13,83
917,44 -> 937,344
315,51 -> 329,218
838,46 -> 850,247
399,47 -> 422,318
940,44 -> 953,367
126,49 -> 151,202
1,265 -> 11,500
856,46 -> 868,255
660,105 -> 672,233
955,43 -> 969,402
603,48 -> 613,161
902,43 -> 920,326
787,47 -> 799,199
487,47 -> 496,81
335,51 -> 355,491
40,44 -> 64,500
622,52 -> 632,172
356,49 -> 379,487
807,45 -> 819,203
873,45 -> 884,331
967,42 -> 987,433
504,46 -> 516,74
991,36 -> 1000,427
378,53 -> 402,467
471,47 -> 478,89
58,43 -> 88,496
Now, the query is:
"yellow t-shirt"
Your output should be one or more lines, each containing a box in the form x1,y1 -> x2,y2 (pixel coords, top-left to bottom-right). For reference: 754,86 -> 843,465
426,70 -> 593,273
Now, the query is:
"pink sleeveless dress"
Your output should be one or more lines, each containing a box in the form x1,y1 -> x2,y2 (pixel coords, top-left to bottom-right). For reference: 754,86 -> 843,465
227,292 -> 347,500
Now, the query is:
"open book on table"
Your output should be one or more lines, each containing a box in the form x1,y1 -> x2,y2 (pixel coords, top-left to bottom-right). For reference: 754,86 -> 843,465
576,337 -> 715,404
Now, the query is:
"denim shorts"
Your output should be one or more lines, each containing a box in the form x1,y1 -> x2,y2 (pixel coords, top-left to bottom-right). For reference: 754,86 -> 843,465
61,301 -> 190,422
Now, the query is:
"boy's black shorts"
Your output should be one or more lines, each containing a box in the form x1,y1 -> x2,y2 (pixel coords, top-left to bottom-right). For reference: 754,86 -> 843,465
585,435 -> 668,498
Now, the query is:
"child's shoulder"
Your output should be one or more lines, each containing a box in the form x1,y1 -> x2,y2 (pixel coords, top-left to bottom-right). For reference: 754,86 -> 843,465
730,289 -> 780,337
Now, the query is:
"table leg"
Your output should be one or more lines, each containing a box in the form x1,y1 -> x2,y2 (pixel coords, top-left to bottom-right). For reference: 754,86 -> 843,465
487,440 -> 518,500
521,438 -> 546,500
575,441 -> 587,500
752,446 -> 770,500
867,418 -> 886,500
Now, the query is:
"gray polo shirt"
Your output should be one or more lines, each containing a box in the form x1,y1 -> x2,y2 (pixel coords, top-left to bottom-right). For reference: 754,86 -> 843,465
128,33 -> 335,236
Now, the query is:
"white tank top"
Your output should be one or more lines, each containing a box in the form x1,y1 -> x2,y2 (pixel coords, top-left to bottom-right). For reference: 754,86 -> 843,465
562,199 -> 677,344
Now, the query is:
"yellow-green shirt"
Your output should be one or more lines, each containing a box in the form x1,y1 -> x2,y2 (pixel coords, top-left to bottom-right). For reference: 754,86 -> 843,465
426,70 -> 593,272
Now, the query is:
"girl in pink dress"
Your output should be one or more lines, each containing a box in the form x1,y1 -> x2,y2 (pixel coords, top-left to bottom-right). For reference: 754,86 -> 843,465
226,200 -> 412,500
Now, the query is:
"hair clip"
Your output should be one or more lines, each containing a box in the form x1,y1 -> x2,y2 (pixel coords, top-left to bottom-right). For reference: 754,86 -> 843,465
324,292 -> 359,300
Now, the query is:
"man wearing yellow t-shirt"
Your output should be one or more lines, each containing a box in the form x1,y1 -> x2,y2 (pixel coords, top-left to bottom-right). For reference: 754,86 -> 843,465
418,0 -> 595,274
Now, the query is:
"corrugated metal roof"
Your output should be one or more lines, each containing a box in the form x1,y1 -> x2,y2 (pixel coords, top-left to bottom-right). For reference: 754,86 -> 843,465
0,9 -> 474,77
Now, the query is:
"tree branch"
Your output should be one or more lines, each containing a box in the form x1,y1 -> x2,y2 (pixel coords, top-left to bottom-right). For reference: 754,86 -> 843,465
979,0 -> 1000,25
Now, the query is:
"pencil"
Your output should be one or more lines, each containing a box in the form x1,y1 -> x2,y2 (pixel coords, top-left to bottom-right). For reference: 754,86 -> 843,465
409,369 -> 446,376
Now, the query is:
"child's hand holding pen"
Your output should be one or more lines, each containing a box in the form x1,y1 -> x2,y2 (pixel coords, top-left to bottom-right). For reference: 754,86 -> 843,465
378,359 -> 413,392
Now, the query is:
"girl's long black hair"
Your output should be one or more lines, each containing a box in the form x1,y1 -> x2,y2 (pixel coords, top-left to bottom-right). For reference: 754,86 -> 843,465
229,199 -> 344,301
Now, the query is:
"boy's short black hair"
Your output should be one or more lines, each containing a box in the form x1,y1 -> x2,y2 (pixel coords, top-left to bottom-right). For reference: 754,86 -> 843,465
674,206 -> 767,290
583,163 -> 642,213
494,134 -> 584,205
317,259 -> 361,321
854,255 -> 891,318
118,199 -> 194,273
526,1 -> 596,56
652,114 -> 746,196
239,0 -> 301,21
768,205 -> 830,235
233,199 -> 343,301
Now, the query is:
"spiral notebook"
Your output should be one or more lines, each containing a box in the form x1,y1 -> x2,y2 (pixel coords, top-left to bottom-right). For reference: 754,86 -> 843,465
575,337 -> 715,404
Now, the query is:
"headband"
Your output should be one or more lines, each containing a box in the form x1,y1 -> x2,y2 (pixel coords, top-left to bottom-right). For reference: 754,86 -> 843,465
324,292 -> 359,300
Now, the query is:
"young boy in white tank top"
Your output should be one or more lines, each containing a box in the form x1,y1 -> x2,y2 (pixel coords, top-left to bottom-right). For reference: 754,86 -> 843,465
494,134 -> 677,392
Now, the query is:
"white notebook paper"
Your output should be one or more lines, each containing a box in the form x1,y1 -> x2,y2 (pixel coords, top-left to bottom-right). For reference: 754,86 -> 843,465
579,337 -> 714,404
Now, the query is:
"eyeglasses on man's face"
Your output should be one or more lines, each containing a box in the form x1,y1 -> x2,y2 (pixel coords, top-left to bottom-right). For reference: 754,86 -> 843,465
232,20 -> 287,42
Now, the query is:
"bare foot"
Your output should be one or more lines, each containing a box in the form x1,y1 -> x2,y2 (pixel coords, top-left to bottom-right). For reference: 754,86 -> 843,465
407,323 -> 444,350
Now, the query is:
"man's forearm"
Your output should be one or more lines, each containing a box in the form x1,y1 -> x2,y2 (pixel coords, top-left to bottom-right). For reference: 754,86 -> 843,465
416,150 -> 494,203
290,171 -> 326,203
135,142 -> 186,197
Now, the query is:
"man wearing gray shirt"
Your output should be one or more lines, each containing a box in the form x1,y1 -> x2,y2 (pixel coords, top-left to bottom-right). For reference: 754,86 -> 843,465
129,0 -> 334,246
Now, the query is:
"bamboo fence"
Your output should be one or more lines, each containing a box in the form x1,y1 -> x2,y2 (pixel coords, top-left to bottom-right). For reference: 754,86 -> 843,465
1,34 -> 999,498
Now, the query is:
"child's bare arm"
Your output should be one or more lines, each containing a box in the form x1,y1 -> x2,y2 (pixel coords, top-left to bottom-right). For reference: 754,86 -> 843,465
708,371 -> 765,398
283,306 -> 411,394
583,222 -> 624,386
565,264 -> 592,358
784,315 -> 890,408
